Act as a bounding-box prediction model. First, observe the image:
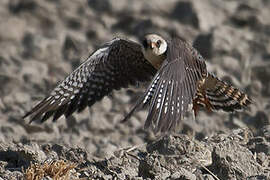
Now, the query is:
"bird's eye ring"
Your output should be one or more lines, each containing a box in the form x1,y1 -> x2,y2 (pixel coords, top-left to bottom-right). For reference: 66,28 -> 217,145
156,40 -> 162,48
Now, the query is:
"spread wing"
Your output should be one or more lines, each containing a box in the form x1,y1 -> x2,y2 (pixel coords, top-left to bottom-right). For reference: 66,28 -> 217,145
23,38 -> 157,123
123,37 -> 207,133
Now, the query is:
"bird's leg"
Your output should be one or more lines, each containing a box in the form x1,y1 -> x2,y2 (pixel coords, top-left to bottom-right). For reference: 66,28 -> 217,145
202,90 -> 213,113
192,98 -> 200,117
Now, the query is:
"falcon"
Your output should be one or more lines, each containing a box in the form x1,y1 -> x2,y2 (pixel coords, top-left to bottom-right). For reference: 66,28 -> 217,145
23,34 -> 252,133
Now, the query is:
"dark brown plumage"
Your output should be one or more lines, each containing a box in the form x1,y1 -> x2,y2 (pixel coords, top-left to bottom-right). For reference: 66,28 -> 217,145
24,34 -> 252,134
124,37 -> 207,133
123,36 -> 252,133
23,38 -> 156,123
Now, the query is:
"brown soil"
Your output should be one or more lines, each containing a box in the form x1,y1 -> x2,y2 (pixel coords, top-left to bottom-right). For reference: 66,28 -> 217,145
0,0 -> 269,179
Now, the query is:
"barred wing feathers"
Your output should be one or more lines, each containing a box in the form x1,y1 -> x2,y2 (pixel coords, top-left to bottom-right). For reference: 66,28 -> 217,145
124,37 -> 207,133
23,38 -> 156,123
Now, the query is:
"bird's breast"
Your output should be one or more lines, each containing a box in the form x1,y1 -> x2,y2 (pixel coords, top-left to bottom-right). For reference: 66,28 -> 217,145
143,50 -> 165,70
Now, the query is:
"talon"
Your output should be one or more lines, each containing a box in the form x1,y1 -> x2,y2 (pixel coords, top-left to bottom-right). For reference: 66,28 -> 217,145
202,92 -> 213,113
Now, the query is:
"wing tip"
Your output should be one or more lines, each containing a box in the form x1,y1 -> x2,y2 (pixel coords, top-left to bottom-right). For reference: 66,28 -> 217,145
22,111 -> 31,120
23,95 -> 56,123
121,105 -> 139,124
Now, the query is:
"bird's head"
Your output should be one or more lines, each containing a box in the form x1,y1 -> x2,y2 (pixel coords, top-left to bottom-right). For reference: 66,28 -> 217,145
141,34 -> 167,69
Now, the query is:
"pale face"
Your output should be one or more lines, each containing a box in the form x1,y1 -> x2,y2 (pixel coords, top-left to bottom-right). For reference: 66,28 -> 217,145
141,34 -> 167,69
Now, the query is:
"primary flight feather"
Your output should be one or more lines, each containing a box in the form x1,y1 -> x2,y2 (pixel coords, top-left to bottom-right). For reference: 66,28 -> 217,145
24,34 -> 252,133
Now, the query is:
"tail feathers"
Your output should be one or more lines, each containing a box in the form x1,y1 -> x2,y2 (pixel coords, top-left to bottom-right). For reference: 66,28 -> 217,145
195,74 -> 252,113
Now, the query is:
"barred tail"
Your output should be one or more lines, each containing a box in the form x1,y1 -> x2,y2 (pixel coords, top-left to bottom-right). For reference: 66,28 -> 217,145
195,73 -> 252,113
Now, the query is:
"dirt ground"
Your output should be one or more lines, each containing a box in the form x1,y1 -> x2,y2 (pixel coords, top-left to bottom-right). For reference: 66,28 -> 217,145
0,0 -> 270,179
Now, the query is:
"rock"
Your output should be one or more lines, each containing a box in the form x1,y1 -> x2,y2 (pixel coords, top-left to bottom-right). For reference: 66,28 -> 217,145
256,152 -> 269,168
246,111 -> 269,130
62,35 -> 81,62
247,175 -> 268,180
248,137 -> 270,155
0,17 -> 26,41
210,140 -> 263,179
170,1 -> 199,29
258,125 -> 270,141
8,0 -> 37,14
202,174 -> 215,180
193,33 -> 213,59
21,60 -> 48,87
252,65 -> 270,97
171,168 -> 196,180
87,0 -> 112,13
66,17 -> 82,30
230,3 -> 260,29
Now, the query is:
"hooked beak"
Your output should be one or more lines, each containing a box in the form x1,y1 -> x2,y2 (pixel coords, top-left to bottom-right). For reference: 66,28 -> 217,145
150,42 -> 156,49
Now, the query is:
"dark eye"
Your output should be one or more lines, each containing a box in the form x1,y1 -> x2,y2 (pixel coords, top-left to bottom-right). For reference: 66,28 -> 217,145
156,40 -> 162,48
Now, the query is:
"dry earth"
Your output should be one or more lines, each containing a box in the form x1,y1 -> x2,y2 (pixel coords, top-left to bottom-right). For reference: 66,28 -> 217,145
0,0 -> 270,179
